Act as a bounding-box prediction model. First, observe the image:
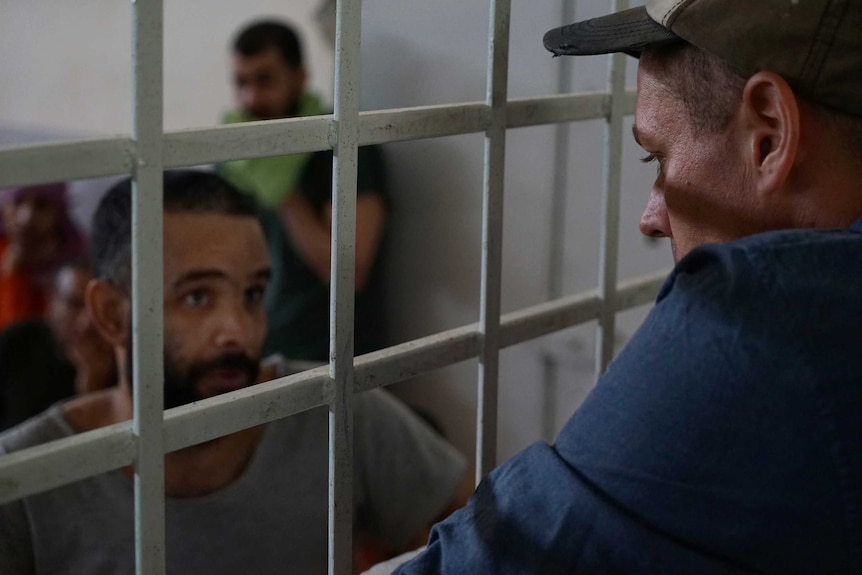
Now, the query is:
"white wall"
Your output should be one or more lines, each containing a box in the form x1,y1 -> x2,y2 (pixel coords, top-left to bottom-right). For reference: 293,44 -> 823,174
0,0 -> 672,465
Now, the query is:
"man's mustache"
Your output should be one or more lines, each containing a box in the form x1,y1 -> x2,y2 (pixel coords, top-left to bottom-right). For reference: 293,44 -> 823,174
187,352 -> 260,385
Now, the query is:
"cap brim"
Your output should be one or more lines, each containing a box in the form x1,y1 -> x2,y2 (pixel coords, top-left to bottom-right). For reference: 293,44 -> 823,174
543,6 -> 679,58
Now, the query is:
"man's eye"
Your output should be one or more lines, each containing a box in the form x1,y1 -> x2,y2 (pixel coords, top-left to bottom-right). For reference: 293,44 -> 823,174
245,286 -> 266,306
183,291 -> 209,307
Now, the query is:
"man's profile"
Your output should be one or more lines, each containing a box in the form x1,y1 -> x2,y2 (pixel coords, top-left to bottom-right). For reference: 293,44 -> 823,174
394,1 -> 862,573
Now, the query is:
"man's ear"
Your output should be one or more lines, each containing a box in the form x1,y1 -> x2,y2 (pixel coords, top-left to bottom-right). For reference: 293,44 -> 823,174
740,71 -> 800,196
85,279 -> 129,350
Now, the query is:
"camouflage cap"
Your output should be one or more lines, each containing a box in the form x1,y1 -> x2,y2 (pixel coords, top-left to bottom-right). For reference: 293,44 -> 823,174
544,0 -> 862,117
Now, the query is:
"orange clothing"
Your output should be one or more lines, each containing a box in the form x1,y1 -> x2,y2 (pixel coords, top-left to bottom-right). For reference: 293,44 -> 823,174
0,238 -> 48,330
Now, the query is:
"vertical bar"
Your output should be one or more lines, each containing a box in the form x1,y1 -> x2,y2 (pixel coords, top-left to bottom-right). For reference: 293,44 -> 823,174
541,0 -> 578,442
476,0 -> 511,482
595,0 -> 628,375
329,0 -> 360,573
131,0 -> 165,573
132,0 -> 165,575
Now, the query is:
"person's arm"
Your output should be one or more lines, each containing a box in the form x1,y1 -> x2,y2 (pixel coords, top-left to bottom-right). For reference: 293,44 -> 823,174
354,390 -> 471,557
399,466 -> 473,551
278,191 -> 387,291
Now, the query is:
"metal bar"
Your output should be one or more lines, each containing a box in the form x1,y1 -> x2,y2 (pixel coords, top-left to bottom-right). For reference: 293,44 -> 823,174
163,369 -> 331,453
476,0 -> 511,481
595,0 -> 629,375
131,0 -> 166,573
163,115 -> 333,168
507,92 -> 606,129
0,92 -> 637,188
354,325 -> 481,393
614,270 -> 668,311
358,102 -> 490,145
0,137 -> 134,188
0,425 -> 136,505
329,0 -> 361,572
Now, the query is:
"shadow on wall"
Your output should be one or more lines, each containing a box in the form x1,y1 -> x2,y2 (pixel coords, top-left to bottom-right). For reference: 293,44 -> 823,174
382,134 -> 484,345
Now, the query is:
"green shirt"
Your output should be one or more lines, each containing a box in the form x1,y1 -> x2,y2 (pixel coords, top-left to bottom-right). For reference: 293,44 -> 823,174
218,92 -> 326,207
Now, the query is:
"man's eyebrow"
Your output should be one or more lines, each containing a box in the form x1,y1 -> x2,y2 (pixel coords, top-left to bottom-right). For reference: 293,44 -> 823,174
171,269 -> 229,290
254,268 -> 272,282
170,267 -> 272,291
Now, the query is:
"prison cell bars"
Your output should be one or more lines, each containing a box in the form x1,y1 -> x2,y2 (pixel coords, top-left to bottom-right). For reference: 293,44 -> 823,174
329,0 -> 361,571
0,0 -> 669,574
130,0 -> 167,572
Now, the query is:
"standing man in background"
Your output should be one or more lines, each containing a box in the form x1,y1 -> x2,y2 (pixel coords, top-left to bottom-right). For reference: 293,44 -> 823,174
220,20 -> 389,362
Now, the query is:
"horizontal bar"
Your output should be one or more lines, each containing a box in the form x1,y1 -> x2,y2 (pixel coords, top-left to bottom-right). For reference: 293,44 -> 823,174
0,270 -> 667,503
507,92 -> 607,128
354,324 -> 481,393
0,90 -> 637,186
0,136 -> 134,189
0,423 -> 136,505
163,115 -> 333,168
357,103 -> 490,146
162,367 -> 331,453
500,290 -> 601,348
615,270 -> 668,311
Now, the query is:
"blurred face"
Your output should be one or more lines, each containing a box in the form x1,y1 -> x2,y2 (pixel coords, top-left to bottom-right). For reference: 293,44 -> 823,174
161,211 -> 271,409
232,47 -> 306,120
634,54 -> 755,262
49,265 -> 92,349
53,265 -> 117,394
2,193 -> 61,247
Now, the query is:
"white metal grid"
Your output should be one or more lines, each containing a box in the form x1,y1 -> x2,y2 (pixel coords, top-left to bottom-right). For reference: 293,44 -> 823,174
0,1 -> 667,574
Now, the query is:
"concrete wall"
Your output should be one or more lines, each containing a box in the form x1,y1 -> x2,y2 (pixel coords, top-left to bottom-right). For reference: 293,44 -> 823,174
0,0 -> 671,465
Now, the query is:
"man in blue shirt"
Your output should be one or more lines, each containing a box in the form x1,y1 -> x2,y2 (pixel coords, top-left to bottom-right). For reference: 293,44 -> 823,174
395,0 -> 862,573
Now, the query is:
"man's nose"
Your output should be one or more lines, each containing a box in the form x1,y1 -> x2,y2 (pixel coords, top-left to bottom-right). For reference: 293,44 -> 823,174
241,87 -> 263,110
214,301 -> 253,350
639,188 -> 671,239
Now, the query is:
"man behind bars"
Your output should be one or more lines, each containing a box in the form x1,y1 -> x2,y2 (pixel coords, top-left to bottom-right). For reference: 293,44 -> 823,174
0,170 -> 471,574
391,0 -> 862,574
219,19 -> 390,363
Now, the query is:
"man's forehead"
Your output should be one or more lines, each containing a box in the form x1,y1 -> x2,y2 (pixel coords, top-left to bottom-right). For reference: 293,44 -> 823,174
233,47 -> 290,72
163,211 -> 270,275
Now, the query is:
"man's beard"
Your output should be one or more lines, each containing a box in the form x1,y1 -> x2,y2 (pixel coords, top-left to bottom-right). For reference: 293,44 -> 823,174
163,351 -> 260,409
127,343 -> 260,409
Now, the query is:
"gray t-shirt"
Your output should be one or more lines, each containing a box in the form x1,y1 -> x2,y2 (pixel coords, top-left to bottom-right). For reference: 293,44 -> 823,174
0,389 -> 467,575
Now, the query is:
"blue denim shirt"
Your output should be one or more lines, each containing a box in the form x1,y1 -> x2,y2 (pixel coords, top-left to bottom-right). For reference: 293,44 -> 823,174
397,219 -> 862,574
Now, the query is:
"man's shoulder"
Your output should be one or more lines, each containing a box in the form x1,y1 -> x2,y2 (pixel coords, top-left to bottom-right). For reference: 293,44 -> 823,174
0,405 -> 71,455
662,225 -> 862,303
